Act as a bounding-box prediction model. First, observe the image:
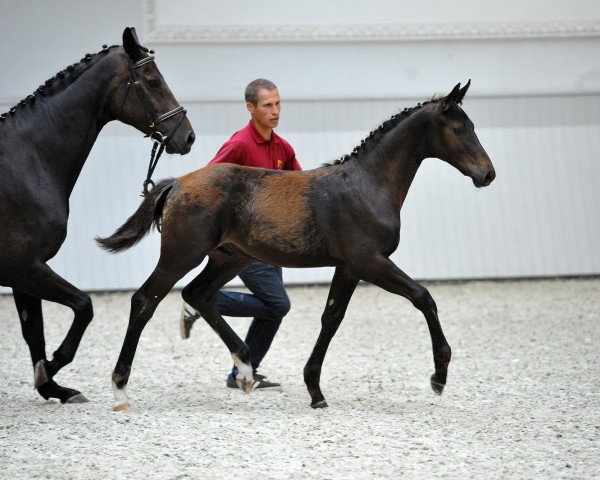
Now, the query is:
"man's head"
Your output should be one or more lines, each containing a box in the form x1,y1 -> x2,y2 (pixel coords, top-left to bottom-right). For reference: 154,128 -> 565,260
245,78 -> 281,137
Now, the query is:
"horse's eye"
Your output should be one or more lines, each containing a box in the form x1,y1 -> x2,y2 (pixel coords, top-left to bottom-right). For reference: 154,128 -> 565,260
452,127 -> 463,136
147,79 -> 161,89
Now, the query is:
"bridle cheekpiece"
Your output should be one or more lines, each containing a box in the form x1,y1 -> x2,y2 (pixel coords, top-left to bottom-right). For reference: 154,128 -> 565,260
120,54 -> 188,195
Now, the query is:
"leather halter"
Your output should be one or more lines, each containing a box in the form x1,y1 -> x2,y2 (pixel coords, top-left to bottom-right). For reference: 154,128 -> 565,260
120,55 -> 188,194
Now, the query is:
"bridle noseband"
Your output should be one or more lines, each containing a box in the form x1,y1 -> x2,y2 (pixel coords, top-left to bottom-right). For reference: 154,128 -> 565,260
120,55 -> 188,195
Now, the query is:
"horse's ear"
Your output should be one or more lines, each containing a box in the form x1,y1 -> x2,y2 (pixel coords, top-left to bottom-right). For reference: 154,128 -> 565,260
123,27 -> 144,62
443,83 -> 461,112
456,79 -> 471,105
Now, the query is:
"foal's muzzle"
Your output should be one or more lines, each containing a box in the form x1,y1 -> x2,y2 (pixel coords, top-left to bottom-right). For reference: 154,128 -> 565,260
472,167 -> 496,188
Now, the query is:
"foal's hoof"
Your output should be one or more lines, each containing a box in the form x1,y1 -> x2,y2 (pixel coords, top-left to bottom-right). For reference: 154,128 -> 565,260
113,403 -> 131,412
236,377 -> 254,394
63,393 -> 89,404
311,400 -> 328,409
430,374 -> 446,395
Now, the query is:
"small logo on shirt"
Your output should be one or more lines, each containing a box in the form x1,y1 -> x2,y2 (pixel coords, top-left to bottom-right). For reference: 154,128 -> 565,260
276,159 -> 283,169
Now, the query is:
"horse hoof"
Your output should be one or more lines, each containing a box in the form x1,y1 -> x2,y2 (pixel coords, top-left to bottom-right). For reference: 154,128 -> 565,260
34,359 -> 50,389
236,378 -> 254,394
113,403 -> 131,412
430,375 -> 446,395
311,400 -> 328,409
64,393 -> 89,404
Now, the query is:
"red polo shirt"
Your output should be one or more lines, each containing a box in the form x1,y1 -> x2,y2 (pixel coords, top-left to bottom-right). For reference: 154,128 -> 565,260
208,121 -> 301,171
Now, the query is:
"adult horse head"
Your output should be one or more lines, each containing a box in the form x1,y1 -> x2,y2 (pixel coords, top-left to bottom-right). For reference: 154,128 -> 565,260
114,27 -> 195,155
0,27 -> 194,404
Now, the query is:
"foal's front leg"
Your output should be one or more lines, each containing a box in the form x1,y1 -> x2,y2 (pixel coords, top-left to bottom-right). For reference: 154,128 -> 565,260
353,255 -> 452,395
304,267 -> 359,408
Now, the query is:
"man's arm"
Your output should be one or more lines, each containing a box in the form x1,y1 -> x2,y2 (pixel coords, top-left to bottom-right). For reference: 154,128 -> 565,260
208,141 -> 242,166
284,144 -> 302,171
288,156 -> 302,171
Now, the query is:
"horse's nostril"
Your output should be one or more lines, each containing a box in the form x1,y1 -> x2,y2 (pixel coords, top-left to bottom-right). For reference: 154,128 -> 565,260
187,131 -> 196,146
484,169 -> 496,186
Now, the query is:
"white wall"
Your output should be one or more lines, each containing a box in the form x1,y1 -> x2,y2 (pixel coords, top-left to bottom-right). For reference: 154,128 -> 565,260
0,1 -> 599,292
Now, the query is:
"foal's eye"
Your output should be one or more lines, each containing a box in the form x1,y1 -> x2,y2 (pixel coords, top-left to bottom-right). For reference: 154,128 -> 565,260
452,126 -> 464,136
147,79 -> 161,89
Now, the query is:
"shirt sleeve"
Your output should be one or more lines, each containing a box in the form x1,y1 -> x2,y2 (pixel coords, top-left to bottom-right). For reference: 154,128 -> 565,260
284,144 -> 302,171
289,156 -> 302,171
208,140 -> 241,166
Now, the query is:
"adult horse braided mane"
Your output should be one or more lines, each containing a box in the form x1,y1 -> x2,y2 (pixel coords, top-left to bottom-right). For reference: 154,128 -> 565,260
0,45 -> 122,120
0,27 -> 195,405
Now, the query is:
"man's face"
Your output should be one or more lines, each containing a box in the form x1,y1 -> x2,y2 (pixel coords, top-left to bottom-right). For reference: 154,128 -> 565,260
248,88 -> 280,131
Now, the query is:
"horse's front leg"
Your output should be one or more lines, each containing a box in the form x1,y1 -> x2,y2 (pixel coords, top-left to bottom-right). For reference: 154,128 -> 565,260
304,267 -> 359,408
353,255 -> 451,395
112,269 -> 180,411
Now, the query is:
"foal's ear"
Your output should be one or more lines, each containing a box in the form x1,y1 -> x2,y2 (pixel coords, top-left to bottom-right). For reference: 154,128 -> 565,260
443,80 -> 471,112
456,79 -> 471,105
123,27 -> 144,62
443,83 -> 461,112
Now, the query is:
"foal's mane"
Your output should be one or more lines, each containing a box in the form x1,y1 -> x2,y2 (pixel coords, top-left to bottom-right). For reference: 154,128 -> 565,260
324,96 -> 442,166
0,44 -> 151,121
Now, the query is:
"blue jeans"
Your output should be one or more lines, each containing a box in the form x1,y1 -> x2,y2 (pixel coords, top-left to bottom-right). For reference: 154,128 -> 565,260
216,261 -> 290,376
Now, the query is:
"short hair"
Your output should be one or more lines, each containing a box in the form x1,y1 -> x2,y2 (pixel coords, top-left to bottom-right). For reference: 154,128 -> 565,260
245,78 -> 277,105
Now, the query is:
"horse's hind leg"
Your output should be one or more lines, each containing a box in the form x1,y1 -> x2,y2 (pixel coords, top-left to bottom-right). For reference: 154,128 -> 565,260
12,291 -> 80,402
111,267 -> 183,411
181,251 -> 255,392
12,263 -> 93,404
304,267 -> 359,408
352,255 -> 452,395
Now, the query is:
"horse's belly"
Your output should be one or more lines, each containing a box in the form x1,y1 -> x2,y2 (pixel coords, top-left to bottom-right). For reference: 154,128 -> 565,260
237,239 -> 337,269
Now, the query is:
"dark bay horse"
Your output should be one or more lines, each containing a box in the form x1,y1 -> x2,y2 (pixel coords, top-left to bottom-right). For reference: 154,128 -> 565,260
98,81 -> 495,411
0,27 -> 195,403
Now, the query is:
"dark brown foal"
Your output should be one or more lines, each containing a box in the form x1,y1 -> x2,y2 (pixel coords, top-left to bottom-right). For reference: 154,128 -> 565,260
98,81 -> 495,410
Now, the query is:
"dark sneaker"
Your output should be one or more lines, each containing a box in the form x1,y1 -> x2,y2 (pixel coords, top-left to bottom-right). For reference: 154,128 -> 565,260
226,373 -> 283,392
179,303 -> 200,340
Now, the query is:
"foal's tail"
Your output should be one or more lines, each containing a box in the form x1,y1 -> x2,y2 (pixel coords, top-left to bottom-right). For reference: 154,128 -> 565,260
95,178 -> 176,253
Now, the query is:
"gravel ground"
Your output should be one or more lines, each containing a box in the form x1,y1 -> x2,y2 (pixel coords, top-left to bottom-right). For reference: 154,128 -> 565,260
0,278 -> 599,479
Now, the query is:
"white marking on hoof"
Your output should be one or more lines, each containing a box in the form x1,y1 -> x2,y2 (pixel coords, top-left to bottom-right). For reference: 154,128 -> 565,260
231,353 -> 254,393
328,299 -> 335,306
113,403 -> 131,412
112,381 -> 130,410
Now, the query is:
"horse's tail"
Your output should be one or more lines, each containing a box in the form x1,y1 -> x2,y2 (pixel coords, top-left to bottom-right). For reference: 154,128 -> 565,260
95,178 -> 176,253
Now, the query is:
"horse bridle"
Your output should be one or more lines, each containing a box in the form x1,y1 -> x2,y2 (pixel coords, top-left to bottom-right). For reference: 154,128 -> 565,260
120,55 -> 188,194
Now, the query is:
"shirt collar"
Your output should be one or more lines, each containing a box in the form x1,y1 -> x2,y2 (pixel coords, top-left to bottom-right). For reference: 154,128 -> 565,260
248,120 -> 280,144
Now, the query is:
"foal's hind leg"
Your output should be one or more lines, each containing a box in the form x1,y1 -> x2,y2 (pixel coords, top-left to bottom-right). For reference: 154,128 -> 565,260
181,251 -> 255,392
111,267 -> 183,411
352,255 -> 451,395
12,263 -> 93,404
304,267 -> 359,408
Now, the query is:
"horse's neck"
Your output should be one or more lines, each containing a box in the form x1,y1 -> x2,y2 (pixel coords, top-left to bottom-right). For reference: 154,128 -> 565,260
360,117 -> 426,211
30,58 -> 118,196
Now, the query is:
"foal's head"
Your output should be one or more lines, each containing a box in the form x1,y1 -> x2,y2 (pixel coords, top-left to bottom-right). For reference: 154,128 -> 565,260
111,27 -> 195,154
426,81 -> 495,188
